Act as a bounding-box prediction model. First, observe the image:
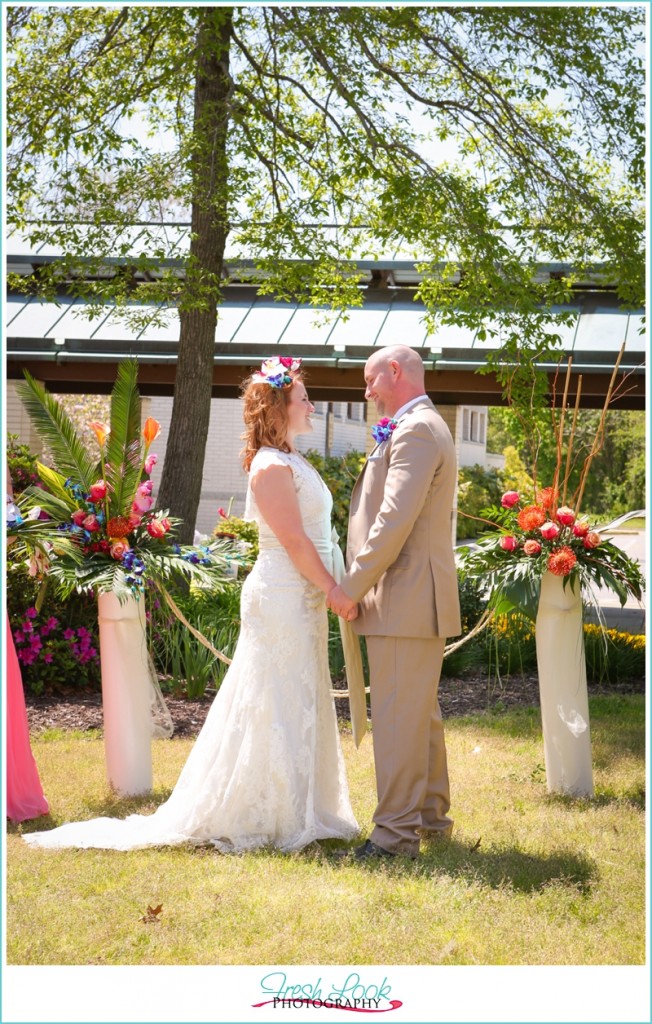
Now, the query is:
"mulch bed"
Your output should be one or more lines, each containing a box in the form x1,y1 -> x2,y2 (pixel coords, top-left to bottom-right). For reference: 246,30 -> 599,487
25,672 -> 643,739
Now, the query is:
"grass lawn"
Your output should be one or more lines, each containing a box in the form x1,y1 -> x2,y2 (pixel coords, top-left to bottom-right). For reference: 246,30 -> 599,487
6,693 -> 646,966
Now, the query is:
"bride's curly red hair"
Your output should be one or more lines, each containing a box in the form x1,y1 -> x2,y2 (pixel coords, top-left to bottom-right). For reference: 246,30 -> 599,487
240,372 -> 304,471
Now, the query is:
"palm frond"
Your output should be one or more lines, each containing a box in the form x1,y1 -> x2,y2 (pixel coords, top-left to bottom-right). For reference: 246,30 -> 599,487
32,463 -> 78,508
105,360 -> 143,514
15,373 -> 96,489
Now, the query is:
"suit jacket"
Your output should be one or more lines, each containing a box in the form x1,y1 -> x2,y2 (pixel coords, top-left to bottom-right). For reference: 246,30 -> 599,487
341,398 -> 462,639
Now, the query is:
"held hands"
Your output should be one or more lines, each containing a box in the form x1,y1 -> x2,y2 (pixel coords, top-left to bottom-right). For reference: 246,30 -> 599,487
327,584 -> 359,622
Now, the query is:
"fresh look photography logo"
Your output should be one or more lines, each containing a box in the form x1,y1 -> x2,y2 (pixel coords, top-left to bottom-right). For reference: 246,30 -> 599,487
253,971 -> 403,1012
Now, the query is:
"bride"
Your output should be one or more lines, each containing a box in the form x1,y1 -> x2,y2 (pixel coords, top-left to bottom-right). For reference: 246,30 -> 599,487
23,357 -> 359,853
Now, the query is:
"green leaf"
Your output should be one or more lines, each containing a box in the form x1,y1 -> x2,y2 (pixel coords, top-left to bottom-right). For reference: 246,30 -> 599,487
15,372 -> 96,490
105,359 -> 143,516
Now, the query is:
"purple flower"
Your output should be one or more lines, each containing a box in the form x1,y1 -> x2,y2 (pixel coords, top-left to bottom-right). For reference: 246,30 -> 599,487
63,628 -> 76,640
22,620 -> 34,633
29,635 -> 42,651
43,652 -> 54,664
76,627 -> 89,639
26,607 -> 38,619
14,631 -> 25,644
46,617 -> 59,630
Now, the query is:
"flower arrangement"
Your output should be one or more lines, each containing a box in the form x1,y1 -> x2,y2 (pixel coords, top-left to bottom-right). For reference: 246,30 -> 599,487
11,360 -> 232,601
459,354 -> 644,619
460,485 -> 644,618
371,417 -> 398,444
252,356 -> 302,388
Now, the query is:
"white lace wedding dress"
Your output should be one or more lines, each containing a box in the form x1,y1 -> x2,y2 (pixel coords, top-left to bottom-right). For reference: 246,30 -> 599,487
23,448 -> 359,852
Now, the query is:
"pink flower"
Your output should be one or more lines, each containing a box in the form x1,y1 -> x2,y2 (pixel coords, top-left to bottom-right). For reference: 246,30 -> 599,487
89,481 -> 107,502
43,652 -> 54,664
573,521 -> 590,537
83,514 -> 101,533
137,480 -> 153,497
71,509 -> 87,526
540,521 -> 560,540
501,491 -> 520,509
523,539 -> 542,556
556,506 -> 576,526
128,513 -> 142,529
144,453 -> 158,475
583,532 -> 601,550
26,607 -> 38,618
132,495 -> 154,513
499,535 -> 518,551
110,539 -> 130,560
218,507 -> 228,519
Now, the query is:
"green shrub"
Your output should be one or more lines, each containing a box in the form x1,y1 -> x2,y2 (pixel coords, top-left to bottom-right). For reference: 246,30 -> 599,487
584,624 -> 645,684
303,449 -> 366,541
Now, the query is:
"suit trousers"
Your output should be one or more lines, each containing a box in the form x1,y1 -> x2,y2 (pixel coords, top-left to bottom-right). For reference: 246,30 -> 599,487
366,635 -> 452,855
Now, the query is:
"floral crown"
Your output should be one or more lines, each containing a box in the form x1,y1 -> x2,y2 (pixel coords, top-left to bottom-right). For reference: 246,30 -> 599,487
252,356 -> 302,389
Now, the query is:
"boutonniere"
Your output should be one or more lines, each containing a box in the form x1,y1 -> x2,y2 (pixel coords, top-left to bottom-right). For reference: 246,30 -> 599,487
371,417 -> 398,444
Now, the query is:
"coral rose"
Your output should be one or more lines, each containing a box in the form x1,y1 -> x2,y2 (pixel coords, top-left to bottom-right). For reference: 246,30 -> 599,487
573,521 -> 590,537
540,521 -> 560,540
556,506 -> 576,526
82,514 -> 100,533
89,481 -> 107,502
110,539 -> 130,560
523,539 -> 542,556
501,491 -> 520,509
583,532 -> 601,549
517,505 -> 546,531
146,518 -> 171,539
547,545 -> 578,576
128,513 -> 142,529
499,535 -> 518,551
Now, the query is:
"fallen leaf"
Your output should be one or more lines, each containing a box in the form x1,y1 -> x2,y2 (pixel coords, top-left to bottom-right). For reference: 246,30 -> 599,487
471,838 -> 482,852
140,904 -> 163,923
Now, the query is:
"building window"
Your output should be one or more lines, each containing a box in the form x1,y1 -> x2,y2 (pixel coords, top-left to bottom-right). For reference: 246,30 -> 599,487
462,408 -> 485,444
346,402 -> 364,422
470,411 -> 485,443
332,402 -> 344,419
312,402 -> 326,416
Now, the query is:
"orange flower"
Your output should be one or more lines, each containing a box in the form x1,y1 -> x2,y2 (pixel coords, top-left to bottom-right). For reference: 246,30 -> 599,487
142,417 -> 161,447
516,505 -> 546,531
547,546 -> 578,577
89,421 -> 109,448
536,486 -> 558,511
107,516 -> 132,539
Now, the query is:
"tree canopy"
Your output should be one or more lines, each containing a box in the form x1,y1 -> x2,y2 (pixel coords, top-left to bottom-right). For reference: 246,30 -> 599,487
7,4 -> 645,535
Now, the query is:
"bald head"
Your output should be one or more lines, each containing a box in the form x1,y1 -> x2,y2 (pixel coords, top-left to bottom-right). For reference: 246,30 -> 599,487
364,345 -> 426,417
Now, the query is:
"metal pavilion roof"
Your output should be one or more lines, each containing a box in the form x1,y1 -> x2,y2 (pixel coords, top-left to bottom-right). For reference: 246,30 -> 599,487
5,229 -> 646,408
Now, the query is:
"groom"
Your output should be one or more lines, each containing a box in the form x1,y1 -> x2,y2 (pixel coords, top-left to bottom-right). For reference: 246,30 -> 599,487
328,345 -> 461,859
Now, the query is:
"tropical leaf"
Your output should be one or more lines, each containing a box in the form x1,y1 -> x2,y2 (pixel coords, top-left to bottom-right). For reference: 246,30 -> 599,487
15,372 -> 96,489
33,462 -> 78,508
105,360 -> 143,516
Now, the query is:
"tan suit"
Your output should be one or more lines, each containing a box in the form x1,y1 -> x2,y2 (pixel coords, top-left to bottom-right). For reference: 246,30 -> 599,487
341,398 -> 461,855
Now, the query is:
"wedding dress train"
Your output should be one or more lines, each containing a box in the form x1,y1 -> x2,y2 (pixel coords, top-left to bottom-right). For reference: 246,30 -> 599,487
23,448 -> 358,852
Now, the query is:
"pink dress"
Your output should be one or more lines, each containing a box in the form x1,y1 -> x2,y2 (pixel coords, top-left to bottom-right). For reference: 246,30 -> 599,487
6,616 -> 49,822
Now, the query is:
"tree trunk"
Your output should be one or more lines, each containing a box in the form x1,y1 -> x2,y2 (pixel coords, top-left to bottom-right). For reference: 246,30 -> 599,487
157,7 -> 233,542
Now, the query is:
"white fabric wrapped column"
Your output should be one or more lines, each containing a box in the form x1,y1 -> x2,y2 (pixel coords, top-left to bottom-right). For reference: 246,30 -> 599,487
97,591 -> 153,796
535,572 -> 594,798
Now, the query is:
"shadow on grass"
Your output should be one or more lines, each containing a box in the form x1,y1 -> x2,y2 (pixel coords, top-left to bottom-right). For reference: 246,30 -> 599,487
320,836 -> 597,894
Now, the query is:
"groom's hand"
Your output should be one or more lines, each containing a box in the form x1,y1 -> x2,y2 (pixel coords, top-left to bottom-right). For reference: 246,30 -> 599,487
327,584 -> 358,620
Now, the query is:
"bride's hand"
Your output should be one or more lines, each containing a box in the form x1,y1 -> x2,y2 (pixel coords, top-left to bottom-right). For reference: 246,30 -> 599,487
345,605 -> 358,622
